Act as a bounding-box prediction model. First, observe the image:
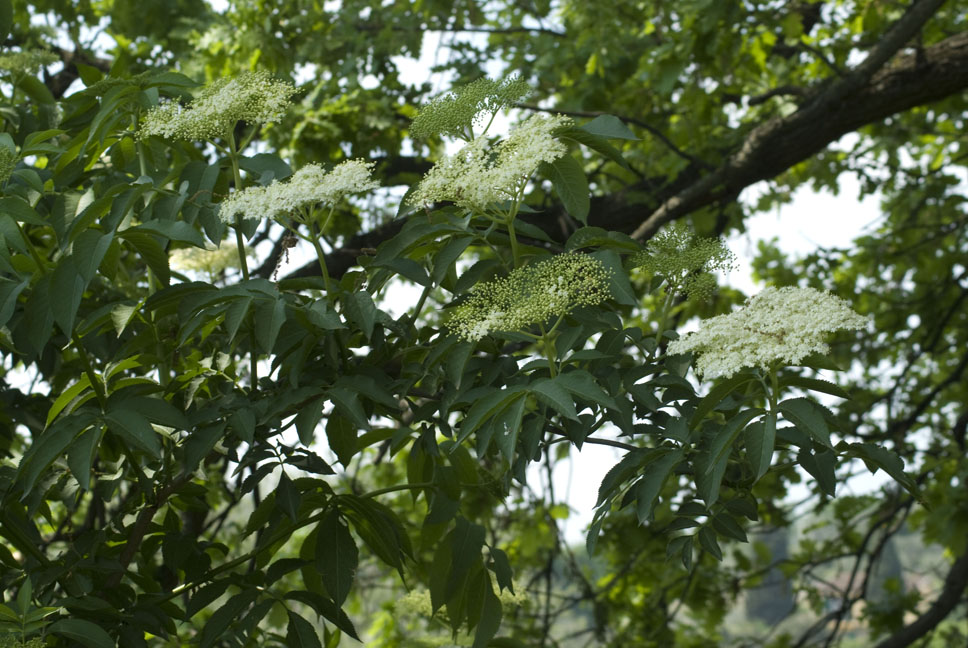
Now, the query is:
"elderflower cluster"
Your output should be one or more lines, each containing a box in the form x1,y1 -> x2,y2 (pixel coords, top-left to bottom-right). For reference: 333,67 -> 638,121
631,223 -> 736,299
139,70 -> 296,141
410,113 -> 572,211
0,146 -> 17,185
448,253 -> 611,341
170,244 -> 244,277
0,49 -> 59,75
410,76 -> 531,140
217,160 -> 378,223
668,286 -> 869,378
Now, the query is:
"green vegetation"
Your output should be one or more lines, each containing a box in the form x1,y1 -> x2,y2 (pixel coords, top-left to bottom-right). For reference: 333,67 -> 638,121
1,0 -> 966,646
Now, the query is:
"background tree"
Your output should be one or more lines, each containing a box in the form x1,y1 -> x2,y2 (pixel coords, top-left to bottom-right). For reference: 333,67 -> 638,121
1,0 -> 967,647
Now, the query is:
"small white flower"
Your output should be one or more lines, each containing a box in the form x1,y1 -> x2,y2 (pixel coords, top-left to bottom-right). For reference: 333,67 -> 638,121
139,70 -> 296,142
217,160 -> 378,223
410,114 -> 572,211
448,254 -> 610,341
668,286 -> 869,378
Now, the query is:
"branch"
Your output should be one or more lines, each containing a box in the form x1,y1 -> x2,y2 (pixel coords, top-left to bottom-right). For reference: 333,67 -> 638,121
516,103 -> 714,170
631,0 -> 956,240
872,550 -> 968,648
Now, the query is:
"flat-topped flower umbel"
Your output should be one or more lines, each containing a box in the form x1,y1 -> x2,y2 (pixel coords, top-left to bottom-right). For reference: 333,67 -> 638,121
217,160 -> 378,223
668,286 -> 869,378
447,253 -> 611,341
410,114 -> 572,212
138,70 -> 297,142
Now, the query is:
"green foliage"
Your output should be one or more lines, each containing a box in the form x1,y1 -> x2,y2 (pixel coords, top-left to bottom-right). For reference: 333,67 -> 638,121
0,1 -> 964,647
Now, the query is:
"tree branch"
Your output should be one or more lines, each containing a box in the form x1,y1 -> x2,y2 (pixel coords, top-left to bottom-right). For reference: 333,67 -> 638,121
872,550 -> 968,648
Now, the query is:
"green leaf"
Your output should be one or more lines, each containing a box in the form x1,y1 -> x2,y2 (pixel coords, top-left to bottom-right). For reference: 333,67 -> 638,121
0,277 -> 28,328
698,527 -> 723,561
48,618 -> 115,648
295,397 -> 325,446
847,443 -> 921,500
744,412 -> 776,482
326,414 -> 359,466
0,196 -> 47,226
373,257 -> 430,287
579,114 -> 639,140
284,590 -> 359,641
45,375 -> 92,426
697,409 -> 764,506
340,495 -> 411,575
541,155 -> 589,224
798,447 -> 837,496
286,610 -> 323,648
711,513 -> 748,542
778,397 -> 832,447
690,373 -> 755,427
127,219 -> 207,247
255,297 -> 286,353
277,472 -> 301,521
327,387 -> 368,431
105,408 -> 162,456
555,370 -> 618,411
50,257 -> 86,334
199,589 -> 259,648
780,375 -> 850,399
19,412 -> 94,495
529,378 -> 579,421
121,231 -> 170,285
564,226 -> 641,253
559,128 -> 630,169
489,547 -> 513,593
67,424 -> 102,490
590,249 -> 636,306
633,448 -> 683,522
0,0 -> 11,40
72,229 -> 115,282
491,395 -> 526,462
343,291 -> 377,339
447,518 -> 486,599
317,508 -> 358,606
456,386 -> 527,445
471,582 -> 502,648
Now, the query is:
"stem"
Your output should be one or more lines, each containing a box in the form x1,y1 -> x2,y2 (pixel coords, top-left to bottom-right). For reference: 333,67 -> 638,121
15,221 -> 48,276
362,482 -> 435,498
507,217 -> 521,269
308,219 -> 333,299
769,366 -> 779,411
539,324 -> 558,378
226,130 -> 250,282
73,334 -> 106,408
653,287 -> 678,352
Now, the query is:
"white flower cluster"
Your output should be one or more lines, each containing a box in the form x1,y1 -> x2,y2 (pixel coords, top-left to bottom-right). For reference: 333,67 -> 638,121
0,49 -> 59,75
668,286 -> 869,378
410,114 -> 572,212
633,222 -> 737,299
139,70 -> 296,141
448,253 -> 610,341
170,244 -> 244,277
217,160 -> 378,223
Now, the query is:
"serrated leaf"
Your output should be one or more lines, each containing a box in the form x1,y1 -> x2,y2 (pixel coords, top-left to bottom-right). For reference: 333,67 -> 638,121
698,527 -> 722,561
286,610 -> 323,648
633,448 -> 683,523
781,374 -> 850,399
48,618 -> 115,648
690,373 -> 756,427
711,513 -> 747,542
778,397 -> 832,447
199,589 -> 259,648
744,412 -> 776,482
529,378 -> 578,421
105,408 -> 161,456
284,590 -> 359,641
578,114 -> 639,140
343,291 -> 377,339
127,219 -> 207,247
847,443 -> 921,500
317,508 -> 358,606
541,155 -> 589,224
798,447 -> 837,496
